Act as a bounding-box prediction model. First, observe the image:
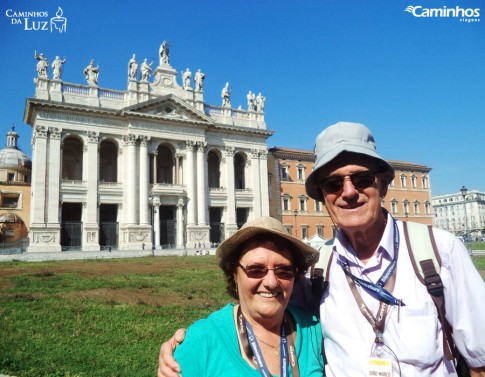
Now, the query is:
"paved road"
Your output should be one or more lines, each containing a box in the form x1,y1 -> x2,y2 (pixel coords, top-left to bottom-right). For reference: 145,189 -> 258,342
1,248 -> 483,263
0,247 -> 216,262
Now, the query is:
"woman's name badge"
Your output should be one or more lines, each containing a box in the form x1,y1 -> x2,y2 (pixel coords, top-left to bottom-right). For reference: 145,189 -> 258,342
367,358 -> 392,377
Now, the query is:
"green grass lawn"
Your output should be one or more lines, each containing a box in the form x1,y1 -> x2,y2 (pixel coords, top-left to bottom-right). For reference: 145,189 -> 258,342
0,255 -> 484,377
0,256 -> 231,377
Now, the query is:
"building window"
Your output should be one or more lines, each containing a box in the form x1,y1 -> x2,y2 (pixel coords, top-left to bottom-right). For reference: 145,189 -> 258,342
315,200 -> 322,212
391,199 -> 398,214
403,200 -> 410,216
282,195 -> 291,211
400,174 -> 407,187
7,173 -> 15,182
281,164 -> 289,181
1,193 -> 20,208
316,225 -> 323,237
297,164 -> 305,180
421,175 -> 429,189
299,196 -> 307,212
411,174 -> 417,188
302,226 -> 309,239
413,201 -> 420,214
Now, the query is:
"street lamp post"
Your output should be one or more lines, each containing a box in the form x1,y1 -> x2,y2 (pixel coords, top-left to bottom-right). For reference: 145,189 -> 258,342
293,209 -> 298,238
460,186 -> 472,256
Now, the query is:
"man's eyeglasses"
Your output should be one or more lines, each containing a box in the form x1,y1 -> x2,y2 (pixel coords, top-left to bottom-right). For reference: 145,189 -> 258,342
318,170 -> 377,194
238,263 -> 297,280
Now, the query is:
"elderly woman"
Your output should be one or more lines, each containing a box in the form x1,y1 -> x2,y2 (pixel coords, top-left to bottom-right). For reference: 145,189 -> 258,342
170,217 -> 324,376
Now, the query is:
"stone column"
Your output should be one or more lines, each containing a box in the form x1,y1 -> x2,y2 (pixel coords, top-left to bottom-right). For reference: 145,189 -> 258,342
175,154 -> 180,184
251,149 -> 262,219
153,196 -> 161,248
176,198 -> 184,248
30,126 -> 48,226
83,131 -> 100,250
152,152 -> 158,184
224,146 -> 236,227
123,134 -> 138,225
259,149 -> 270,216
196,142 -> 207,225
139,136 -> 150,225
46,127 -> 61,225
28,125 -> 62,252
186,141 -> 196,225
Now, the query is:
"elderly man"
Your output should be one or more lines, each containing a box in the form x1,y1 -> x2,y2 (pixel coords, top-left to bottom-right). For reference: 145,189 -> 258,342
158,122 -> 485,377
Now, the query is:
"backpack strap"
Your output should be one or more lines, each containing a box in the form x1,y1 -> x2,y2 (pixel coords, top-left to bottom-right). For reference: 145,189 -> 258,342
403,221 -> 456,361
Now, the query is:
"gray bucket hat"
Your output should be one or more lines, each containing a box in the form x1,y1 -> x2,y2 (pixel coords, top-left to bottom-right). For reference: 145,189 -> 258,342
305,122 -> 394,201
216,216 -> 319,269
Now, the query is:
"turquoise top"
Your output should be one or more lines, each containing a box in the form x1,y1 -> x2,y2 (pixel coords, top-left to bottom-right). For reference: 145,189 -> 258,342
174,303 -> 324,376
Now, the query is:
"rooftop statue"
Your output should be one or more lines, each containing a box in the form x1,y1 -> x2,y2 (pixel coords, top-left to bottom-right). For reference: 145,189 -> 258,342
140,59 -> 153,82
128,54 -> 138,80
194,69 -> 205,91
256,92 -> 266,112
247,91 -> 256,111
221,82 -> 231,107
34,51 -> 48,78
159,41 -> 170,65
83,59 -> 99,86
182,68 -> 192,90
51,56 -> 66,80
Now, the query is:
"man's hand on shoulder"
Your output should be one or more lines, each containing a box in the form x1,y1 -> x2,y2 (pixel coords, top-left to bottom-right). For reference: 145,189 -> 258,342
157,328 -> 186,377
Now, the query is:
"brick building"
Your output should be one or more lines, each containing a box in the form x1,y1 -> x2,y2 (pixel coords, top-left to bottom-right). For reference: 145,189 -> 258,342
268,147 -> 432,241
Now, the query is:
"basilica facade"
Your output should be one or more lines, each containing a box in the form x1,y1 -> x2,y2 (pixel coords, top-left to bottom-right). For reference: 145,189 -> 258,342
24,43 -> 272,252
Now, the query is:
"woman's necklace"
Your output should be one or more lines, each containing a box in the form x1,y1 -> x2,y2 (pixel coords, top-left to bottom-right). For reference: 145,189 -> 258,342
255,335 -> 280,356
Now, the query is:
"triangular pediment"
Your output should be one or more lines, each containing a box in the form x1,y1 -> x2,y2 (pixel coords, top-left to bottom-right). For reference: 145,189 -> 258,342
122,95 -> 213,125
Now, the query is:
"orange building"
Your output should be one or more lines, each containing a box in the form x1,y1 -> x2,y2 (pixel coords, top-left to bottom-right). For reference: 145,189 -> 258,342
268,147 -> 432,241
0,127 -> 31,251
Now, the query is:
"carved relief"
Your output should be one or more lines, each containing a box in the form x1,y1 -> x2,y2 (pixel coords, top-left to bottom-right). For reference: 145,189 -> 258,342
186,140 -> 195,151
139,135 -> 150,147
224,146 -> 235,157
189,230 -> 207,241
87,131 -> 99,143
49,127 -> 62,139
122,134 -> 137,146
129,232 -> 148,242
34,125 -> 48,138
87,232 -> 97,242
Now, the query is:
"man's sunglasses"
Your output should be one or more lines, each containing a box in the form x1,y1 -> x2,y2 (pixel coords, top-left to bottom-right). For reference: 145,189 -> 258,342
238,263 -> 297,280
318,170 -> 377,194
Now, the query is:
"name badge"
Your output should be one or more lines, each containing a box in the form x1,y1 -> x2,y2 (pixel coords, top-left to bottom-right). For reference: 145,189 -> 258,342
367,358 -> 392,377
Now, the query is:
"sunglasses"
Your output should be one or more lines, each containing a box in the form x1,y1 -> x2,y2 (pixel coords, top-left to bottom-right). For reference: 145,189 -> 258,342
318,170 -> 377,194
238,263 -> 297,280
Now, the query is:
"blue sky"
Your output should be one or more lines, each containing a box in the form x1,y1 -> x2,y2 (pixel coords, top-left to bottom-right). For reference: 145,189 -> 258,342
1,0 -> 483,196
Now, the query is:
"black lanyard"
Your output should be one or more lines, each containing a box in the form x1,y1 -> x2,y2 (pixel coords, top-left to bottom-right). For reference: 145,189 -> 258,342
237,306 -> 300,377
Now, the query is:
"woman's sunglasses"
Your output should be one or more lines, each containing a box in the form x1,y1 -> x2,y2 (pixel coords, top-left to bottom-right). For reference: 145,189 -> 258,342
238,263 -> 297,280
318,170 -> 377,194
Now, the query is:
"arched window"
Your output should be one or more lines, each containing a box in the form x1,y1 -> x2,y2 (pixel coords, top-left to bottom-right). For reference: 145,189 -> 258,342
391,199 -> 398,214
403,200 -> 410,216
411,174 -> 417,188
234,153 -> 246,189
400,174 -> 407,188
207,150 -> 221,188
413,200 -> 420,215
421,175 -> 429,189
62,136 -> 83,180
99,140 -> 118,182
157,145 -> 174,184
